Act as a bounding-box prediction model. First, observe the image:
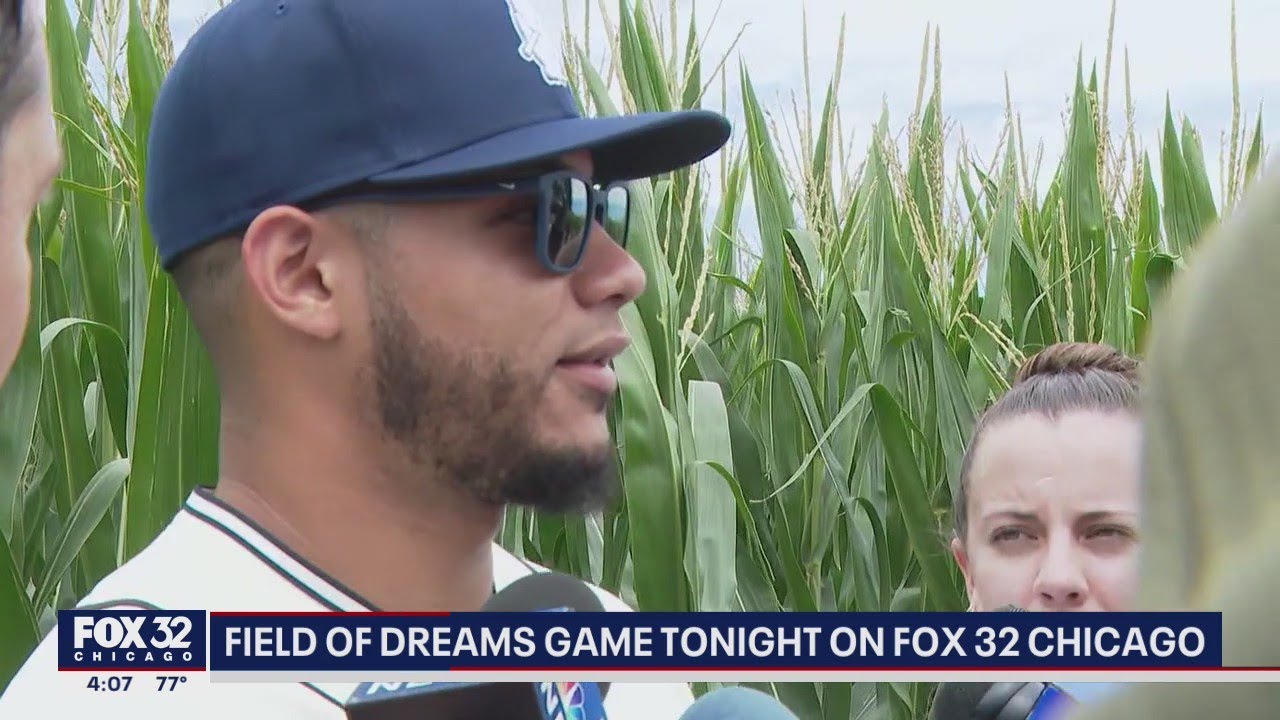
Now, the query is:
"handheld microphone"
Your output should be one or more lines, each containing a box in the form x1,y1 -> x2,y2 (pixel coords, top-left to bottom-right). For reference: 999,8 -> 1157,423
930,681 -> 1076,720
929,605 -> 1075,720
344,571 -> 610,720
477,571 -> 612,701
676,687 -> 800,720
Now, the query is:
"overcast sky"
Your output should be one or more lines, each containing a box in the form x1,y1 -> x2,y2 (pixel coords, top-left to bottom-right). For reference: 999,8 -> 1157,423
166,0 -> 1280,203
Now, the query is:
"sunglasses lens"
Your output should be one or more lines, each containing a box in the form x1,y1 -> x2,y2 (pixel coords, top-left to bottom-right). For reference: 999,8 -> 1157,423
547,176 -> 589,269
604,185 -> 630,246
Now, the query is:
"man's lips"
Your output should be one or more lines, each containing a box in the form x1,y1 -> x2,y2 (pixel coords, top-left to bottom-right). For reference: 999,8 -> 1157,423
555,358 -> 618,395
557,334 -> 630,395
560,334 -> 631,365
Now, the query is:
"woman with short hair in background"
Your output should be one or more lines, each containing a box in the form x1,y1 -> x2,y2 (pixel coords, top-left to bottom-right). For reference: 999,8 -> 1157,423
950,341 -> 1143,613
0,0 -> 61,382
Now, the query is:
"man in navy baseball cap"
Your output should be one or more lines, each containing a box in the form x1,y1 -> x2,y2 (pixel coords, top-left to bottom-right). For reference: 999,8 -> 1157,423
149,0 -> 727,590
0,0 -> 727,716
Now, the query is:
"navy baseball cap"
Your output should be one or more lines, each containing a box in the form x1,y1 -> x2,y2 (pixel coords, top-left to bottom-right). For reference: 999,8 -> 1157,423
145,0 -> 731,270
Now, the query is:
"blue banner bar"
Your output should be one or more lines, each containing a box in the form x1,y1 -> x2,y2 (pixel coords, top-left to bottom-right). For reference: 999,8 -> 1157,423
205,611 -> 1222,672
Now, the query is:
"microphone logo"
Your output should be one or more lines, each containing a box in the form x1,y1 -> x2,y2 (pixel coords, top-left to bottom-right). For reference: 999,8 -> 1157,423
540,680 -> 600,720
558,682 -> 587,720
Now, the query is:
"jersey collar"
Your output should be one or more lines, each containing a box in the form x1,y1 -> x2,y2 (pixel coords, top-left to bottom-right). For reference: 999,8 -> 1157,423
181,487 -> 540,610
183,487 -> 380,612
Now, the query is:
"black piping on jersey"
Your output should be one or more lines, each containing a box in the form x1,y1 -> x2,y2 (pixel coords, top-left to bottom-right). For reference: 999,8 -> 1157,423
187,486 -> 540,602
181,499 -> 354,708
181,487 -> 546,708
182,499 -> 347,611
187,487 -> 382,610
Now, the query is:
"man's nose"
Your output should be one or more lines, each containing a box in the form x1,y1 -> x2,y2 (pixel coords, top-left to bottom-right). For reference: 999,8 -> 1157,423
570,220 -> 647,309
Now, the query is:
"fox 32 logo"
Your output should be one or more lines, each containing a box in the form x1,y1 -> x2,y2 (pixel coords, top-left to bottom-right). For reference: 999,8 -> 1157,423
58,610 -> 207,671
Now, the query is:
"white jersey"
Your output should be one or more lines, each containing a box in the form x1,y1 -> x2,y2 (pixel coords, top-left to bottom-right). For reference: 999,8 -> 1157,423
0,488 -> 694,719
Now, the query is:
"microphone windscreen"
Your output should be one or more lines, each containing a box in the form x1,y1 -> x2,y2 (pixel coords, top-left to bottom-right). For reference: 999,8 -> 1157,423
481,570 -> 610,698
931,682 -> 997,720
483,570 -> 606,613
678,687 -> 799,720
993,604 -> 1027,612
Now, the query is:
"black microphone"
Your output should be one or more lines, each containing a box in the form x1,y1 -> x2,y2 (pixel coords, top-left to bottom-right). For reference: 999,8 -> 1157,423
930,681 -> 1076,720
929,605 -> 1076,720
476,571 -> 611,700
344,571 -> 610,720
677,687 -> 800,720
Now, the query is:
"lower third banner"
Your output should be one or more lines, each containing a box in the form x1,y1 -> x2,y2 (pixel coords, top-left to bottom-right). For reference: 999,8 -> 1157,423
196,611 -> 1222,677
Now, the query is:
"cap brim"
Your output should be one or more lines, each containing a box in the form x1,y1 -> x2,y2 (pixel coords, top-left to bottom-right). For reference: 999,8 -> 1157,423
368,109 -> 731,185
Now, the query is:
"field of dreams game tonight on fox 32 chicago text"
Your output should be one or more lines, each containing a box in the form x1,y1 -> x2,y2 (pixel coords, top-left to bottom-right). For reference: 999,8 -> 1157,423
55,607 -> 1267,695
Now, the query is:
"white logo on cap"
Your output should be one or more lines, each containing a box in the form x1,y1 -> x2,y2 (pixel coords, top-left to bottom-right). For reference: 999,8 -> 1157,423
504,0 -> 569,87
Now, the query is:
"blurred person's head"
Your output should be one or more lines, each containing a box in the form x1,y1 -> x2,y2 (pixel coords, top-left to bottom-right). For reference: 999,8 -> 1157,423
1046,161 -> 1280,720
950,342 -> 1143,612
0,0 -> 60,380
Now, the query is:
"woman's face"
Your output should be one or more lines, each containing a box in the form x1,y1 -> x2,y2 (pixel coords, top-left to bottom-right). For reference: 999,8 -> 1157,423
952,409 -> 1142,612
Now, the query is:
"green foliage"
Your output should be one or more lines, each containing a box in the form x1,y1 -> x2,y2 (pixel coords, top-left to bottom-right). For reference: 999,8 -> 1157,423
0,0 -> 1267,716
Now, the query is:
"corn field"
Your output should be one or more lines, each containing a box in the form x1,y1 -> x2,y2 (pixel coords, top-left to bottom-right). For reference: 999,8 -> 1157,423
0,0 -> 1268,718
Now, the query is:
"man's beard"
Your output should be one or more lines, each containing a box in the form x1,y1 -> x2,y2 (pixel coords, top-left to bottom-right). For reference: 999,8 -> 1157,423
362,282 -> 619,514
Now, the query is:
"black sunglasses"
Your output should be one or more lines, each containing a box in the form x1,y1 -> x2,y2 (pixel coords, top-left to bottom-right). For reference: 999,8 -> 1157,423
301,169 -> 631,274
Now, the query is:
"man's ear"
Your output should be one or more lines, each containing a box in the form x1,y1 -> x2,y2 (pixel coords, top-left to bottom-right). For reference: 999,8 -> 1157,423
240,206 -> 343,341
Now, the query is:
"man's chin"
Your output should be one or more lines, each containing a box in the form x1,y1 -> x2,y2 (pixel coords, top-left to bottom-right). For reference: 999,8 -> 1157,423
494,441 -> 619,515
